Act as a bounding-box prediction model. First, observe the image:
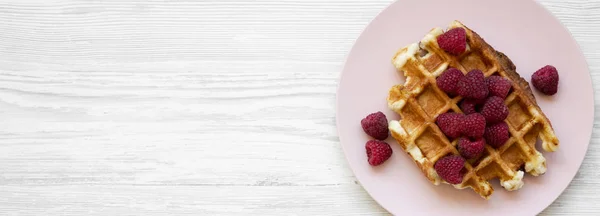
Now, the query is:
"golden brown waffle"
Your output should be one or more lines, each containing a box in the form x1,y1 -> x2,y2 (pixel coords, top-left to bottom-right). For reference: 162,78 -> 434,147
386,20 -> 559,199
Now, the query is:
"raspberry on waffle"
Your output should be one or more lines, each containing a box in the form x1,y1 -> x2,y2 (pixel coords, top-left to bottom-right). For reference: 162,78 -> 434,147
386,20 -> 559,199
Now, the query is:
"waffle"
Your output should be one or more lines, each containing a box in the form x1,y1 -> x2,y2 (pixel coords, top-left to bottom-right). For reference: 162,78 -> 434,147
386,20 -> 559,199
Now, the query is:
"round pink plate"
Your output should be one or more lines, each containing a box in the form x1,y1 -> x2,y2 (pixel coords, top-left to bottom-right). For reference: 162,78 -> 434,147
336,0 -> 593,215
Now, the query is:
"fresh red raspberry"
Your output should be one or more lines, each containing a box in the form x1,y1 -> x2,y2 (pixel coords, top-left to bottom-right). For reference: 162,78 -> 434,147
459,98 -> 485,114
457,69 -> 489,100
436,28 -> 467,55
436,68 -> 464,97
486,75 -> 512,99
458,137 -> 485,159
461,113 -> 486,139
480,96 -> 509,124
435,112 -> 464,140
434,155 -> 466,184
484,122 -> 510,148
365,140 -> 393,166
361,112 -> 389,140
460,99 -> 477,114
531,65 -> 559,95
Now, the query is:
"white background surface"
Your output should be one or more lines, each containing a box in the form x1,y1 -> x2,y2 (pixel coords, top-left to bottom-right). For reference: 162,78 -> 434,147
0,0 -> 597,215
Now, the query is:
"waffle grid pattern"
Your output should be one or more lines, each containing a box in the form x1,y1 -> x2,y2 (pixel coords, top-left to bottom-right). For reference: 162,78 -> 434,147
387,21 -> 559,199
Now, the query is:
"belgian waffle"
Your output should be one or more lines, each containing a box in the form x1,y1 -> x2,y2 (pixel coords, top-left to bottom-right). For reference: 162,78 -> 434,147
386,20 -> 559,199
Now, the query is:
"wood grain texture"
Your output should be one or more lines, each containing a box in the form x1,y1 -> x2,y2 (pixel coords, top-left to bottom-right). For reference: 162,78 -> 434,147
0,0 -> 598,215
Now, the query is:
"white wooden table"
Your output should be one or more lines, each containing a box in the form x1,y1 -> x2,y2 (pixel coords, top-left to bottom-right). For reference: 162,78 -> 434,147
0,0 -> 598,215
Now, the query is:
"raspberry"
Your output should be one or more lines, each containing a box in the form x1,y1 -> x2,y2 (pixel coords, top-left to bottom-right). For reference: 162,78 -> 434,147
457,69 -> 489,100
531,65 -> 559,95
436,28 -> 467,55
434,155 -> 465,184
461,113 -> 486,139
486,75 -> 512,99
365,140 -> 393,166
484,122 -> 510,148
435,112 -> 463,140
480,96 -> 509,123
459,98 -> 484,114
460,100 -> 477,114
436,68 -> 464,96
458,137 -> 485,159
361,112 -> 389,140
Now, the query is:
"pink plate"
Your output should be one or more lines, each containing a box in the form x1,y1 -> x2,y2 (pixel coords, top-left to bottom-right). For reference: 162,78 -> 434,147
336,0 -> 593,215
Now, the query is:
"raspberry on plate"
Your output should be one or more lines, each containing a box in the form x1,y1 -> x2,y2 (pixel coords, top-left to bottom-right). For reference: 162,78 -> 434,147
481,96 -> 509,124
436,68 -> 464,97
484,122 -> 510,148
457,69 -> 489,100
436,112 -> 464,140
366,140 -> 393,166
458,137 -> 485,159
461,113 -> 486,139
486,75 -> 512,99
361,111 -> 389,140
434,155 -> 466,184
436,27 -> 467,55
531,65 -> 559,95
